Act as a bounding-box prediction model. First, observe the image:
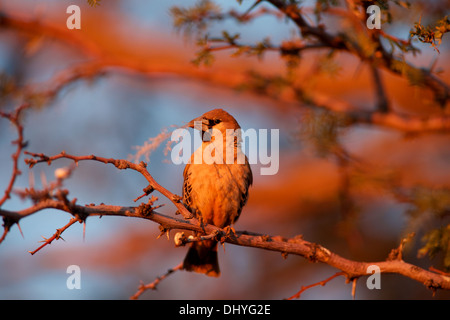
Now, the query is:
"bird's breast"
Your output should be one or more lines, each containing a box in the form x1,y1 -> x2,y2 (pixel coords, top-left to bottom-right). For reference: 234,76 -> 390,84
184,160 -> 250,228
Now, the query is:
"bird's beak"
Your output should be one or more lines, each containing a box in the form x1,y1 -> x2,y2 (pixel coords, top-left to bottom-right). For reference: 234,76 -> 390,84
187,116 -> 210,132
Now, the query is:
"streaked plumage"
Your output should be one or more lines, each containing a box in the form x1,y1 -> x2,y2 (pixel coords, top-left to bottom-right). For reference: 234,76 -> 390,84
182,109 -> 252,277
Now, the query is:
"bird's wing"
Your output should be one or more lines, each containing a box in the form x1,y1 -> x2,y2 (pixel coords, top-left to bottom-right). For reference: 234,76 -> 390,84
235,158 -> 253,221
182,163 -> 193,209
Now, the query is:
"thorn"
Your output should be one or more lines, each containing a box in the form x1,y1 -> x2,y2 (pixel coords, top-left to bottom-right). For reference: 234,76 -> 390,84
40,170 -> 47,188
157,225 -> 169,240
17,222 -> 24,239
351,278 -> 357,300
243,0 -> 262,18
29,170 -> 35,189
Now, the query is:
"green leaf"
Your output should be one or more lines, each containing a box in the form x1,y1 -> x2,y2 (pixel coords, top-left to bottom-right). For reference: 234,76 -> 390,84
170,0 -> 222,36
254,37 -> 272,59
191,48 -> 215,67
418,225 -> 450,270
221,30 -> 240,44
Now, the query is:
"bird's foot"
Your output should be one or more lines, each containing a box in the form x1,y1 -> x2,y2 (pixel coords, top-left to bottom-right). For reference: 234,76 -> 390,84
222,225 -> 237,242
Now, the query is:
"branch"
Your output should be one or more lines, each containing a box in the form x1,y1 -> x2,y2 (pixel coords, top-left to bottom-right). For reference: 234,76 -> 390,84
286,271 -> 346,300
264,0 -> 349,49
28,217 -> 82,255
0,104 -> 32,242
0,104 -> 30,207
1,9 -> 449,134
130,263 -> 183,300
5,174 -> 450,300
0,150 -> 448,296
0,10 -> 102,58
2,198 -> 450,294
294,87 -> 450,133
369,65 -> 390,113
24,150 -> 193,221
264,0 -> 450,106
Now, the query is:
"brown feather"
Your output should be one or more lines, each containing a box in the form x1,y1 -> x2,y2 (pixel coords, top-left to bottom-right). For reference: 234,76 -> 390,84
182,109 -> 252,277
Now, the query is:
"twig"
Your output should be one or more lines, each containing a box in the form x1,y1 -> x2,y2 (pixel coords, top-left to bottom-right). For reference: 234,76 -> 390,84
377,29 -> 411,47
28,217 -> 81,255
369,65 -> 390,113
0,227 -> 9,244
0,104 -> 30,207
286,271 -> 345,300
387,232 -> 415,261
351,278 -> 357,300
242,0 -> 263,18
130,263 -> 183,300
429,266 -> 450,276
24,151 -> 193,220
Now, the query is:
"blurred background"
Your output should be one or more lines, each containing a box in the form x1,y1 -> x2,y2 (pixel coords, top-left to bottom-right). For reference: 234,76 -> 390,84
0,0 -> 449,299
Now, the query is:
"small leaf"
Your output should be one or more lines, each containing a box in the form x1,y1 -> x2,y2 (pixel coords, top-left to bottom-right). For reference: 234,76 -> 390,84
191,48 -> 215,66
410,15 -> 450,53
418,225 -> 450,270
222,30 -> 240,44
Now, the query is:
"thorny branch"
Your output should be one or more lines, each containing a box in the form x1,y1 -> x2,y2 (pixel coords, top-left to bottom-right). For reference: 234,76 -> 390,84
286,271 -> 346,300
0,104 -> 29,208
0,103 -> 31,243
0,150 -> 449,298
28,217 -> 82,255
130,263 -> 184,300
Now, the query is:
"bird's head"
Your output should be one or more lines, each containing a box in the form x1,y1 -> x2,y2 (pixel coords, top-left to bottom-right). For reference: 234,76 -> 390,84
187,109 -> 241,134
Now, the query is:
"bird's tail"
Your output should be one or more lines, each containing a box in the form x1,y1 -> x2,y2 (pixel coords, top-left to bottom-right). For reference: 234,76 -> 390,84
183,239 -> 220,277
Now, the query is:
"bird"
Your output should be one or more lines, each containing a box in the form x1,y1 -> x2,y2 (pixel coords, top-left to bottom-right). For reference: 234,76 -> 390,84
182,108 -> 253,277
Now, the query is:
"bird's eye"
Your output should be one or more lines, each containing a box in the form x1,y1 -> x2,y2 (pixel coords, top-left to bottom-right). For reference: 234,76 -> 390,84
207,118 -> 221,127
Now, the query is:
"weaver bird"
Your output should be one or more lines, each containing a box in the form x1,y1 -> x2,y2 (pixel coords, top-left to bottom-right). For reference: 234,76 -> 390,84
182,108 -> 253,277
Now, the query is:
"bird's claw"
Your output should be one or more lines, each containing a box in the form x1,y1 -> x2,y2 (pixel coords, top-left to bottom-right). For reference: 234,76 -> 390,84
221,225 -> 237,243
